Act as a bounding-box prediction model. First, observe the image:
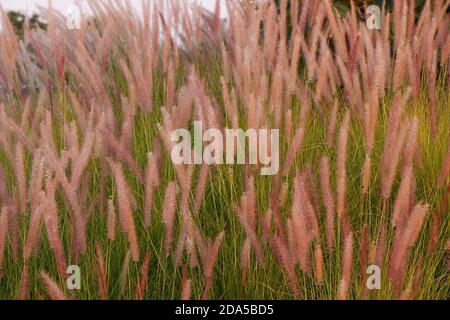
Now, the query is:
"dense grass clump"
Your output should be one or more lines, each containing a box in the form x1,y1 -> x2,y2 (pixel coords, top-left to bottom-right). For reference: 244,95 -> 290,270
0,0 -> 448,300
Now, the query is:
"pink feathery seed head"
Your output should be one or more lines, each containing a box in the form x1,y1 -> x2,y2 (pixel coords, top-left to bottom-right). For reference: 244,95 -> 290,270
392,166 -> 413,229
0,206 -> 9,275
107,199 -> 116,241
144,152 -> 159,226
338,279 -> 349,300
337,110 -> 351,219
15,144 -> 27,214
181,264 -> 192,300
279,181 -> 289,209
194,164 -> 209,213
298,173 -> 320,239
24,205 -> 43,259
101,128 -> 143,182
162,181 -> 179,256
320,156 -> 335,250
180,166 -> 194,207
136,252 -> 151,300
203,231 -> 225,280
287,219 -> 296,261
236,194 -> 249,222
273,236 -> 299,297
235,203 -> 265,266
342,231 -> 354,287
145,151 -> 161,187
292,210 -> 312,273
40,271 -> 66,300
382,123 -> 408,200
360,225 -> 369,281
327,101 -> 339,147
41,185 -> 67,277
175,229 -> 187,267
438,142 -> 450,187
241,239 -> 251,287
109,160 -> 140,262
166,59 -> 176,111
361,155 -> 372,194
403,203 -> 429,249
304,163 -> 320,214
282,127 -> 305,177
381,88 -> 411,186
95,242 -> 108,300
245,176 -> 257,229
375,223 -> 387,269
314,243 -> 324,284
27,152 -> 44,208
8,194 -> 19,258
19,263 -> 29,300
402,117 -> 419,173
41,148 -> 85,259
284,109 -> 293,143
262,209 -> 273,243
71,126 -> 95,192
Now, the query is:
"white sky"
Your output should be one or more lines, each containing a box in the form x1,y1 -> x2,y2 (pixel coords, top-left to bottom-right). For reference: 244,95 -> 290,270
0,0 -> 226,15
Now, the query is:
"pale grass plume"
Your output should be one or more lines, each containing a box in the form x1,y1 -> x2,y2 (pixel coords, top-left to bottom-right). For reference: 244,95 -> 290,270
107,199 -> 116,241
241,239 -> 251,286
119,250 -> 131,298
382,123 -> 409,200
201,231 -> 225,299
401,117 -> 419,174
234,198 -> 265,266
361,155 -> 371,194
359,226 -> 369,290
95,242 -> 108,300
390,204 -> 428,286
438,142 -> 450,187
341,232 -> 354,297
15,144 -> 27,213
297,173 -> 320,239
282,127 -> 305,177
41,183 -> 67,277
337,111 -> 350,219
109,160 -> 140,262
273,236 -> 299,297
181,264 -> 192,300
320,156 -> 335,249
40,271 -> 66,300
8,191 -> 19,258
162,181 -> 179,256
338,279 -> 349,300
19,263 -> 29,300
326,101 -> 339,147
144,152 -> 160,226
136,252 -> 151,300
194,164 -> 209,213
375,224 -> 387,268
292,177 -> 312,273
0,206 -> 8,276
392,166 -> 413,229
70,121 -> 95,191
278,181 -> 289,208
314,243 -> 324,284
24,204 -> 43,259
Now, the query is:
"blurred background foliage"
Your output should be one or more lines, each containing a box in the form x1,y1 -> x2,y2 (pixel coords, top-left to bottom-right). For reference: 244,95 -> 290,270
3,0 -> 440,39
6,11 -> 47,39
